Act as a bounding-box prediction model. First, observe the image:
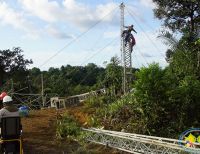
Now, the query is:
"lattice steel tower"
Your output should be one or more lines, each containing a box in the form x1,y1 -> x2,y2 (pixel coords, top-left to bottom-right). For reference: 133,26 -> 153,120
120,3 -> 133,94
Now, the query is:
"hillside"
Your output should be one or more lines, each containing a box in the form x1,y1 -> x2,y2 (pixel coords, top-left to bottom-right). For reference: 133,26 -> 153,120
22,108 -> 79,153
21,106 -> 123,154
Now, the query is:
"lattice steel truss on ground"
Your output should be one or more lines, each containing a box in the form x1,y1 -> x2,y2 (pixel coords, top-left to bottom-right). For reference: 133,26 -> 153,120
83,128 -> 200,154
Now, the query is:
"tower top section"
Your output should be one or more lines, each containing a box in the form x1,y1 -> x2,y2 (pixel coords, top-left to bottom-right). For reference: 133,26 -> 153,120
120,2 -> 125,8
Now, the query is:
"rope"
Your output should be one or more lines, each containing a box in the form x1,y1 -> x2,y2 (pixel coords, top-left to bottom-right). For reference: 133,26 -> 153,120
78,36 -> 119,85
39,6 -> 119,68
126,5 -> 156,32
126,8 -> 166,58
134,45 -> 149,66
132,50 -> 142,68
38,8 -> 119,96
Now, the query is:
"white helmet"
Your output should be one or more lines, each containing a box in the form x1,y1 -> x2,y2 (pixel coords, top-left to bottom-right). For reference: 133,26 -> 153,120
3,96 -> 13,103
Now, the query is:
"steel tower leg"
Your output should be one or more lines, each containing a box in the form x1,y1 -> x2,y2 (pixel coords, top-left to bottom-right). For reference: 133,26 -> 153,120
120,3 -> 133,94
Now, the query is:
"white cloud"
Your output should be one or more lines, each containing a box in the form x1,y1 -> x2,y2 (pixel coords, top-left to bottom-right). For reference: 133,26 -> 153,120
27,49 -> 102,70
0,1 -> 40,39
19,0 -> 63,22
25,28 -> 168,70
139,0 -> 156,9
103,31 -> 119,38
64,1 -> 119,29
19,0 -> 119,30
45,25 -> 74,39
133,29 -> 168,67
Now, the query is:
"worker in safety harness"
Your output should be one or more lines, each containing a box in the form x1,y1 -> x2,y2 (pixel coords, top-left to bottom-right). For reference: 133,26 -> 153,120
122,25 -> 137,51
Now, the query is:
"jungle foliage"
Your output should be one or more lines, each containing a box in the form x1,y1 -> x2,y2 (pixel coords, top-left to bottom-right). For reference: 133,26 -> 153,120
0,0 -> 199,139
86,0 -> 200,138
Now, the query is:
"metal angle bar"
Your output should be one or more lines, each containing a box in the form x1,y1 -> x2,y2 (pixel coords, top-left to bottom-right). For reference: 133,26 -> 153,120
12,92 -> 41,96
87,139 -> 141,154
84,132 -> 181,154
97,129 -> 200,148
83,128 -> 192,153
91,128 -> 183,144
86,134 -> 143,153
107,133 -> 181,150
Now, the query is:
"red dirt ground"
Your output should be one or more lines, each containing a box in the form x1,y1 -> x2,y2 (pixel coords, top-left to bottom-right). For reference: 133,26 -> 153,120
22,108 -> 80,154
21,105 -> 124,154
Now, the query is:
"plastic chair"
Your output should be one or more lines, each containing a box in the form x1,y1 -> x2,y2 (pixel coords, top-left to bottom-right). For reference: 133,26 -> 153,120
0,117 -> 23,154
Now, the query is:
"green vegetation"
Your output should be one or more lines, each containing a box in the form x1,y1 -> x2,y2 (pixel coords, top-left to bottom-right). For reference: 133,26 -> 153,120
56,113 -> 81,139
153,0 -> 199,34
30,63 -> 106,97
0,47 -> 32,89
0,62 -> 105,97
0,0 -> 199,140
82,0 -> 200,138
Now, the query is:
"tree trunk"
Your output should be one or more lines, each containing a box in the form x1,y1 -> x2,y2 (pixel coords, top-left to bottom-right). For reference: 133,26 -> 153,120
0,67 -> 4,87
190,4 -> 195,34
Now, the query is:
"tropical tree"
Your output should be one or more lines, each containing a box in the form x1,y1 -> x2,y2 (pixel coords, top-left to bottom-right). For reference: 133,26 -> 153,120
152,0 -> 199,76
153,0 -> 200,34
159,30 -> 200,78
104,56 -> 122,96
167,75 -> 200,131
134,63 -> 168,133
28,64 -> 106,97
0,47 -> 32,87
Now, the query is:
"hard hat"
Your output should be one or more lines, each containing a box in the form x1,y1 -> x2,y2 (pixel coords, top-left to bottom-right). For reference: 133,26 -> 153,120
3,96 -> 13,103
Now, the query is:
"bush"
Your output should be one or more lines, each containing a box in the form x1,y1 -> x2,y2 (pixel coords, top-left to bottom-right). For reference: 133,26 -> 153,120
84,95 -> 116,108
56,113 -> 81,139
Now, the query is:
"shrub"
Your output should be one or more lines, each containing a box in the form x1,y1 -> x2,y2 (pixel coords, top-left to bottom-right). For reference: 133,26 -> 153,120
56,113 -> 81,139
84,95 -> 115,108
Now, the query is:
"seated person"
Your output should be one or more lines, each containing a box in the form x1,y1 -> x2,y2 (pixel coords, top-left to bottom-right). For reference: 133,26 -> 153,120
0,96 -> 20,121
0,96 -> 20,153
0,99 -> 2,109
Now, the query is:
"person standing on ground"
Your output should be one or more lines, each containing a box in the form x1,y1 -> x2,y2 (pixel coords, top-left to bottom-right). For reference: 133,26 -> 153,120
0,95 -> 20,154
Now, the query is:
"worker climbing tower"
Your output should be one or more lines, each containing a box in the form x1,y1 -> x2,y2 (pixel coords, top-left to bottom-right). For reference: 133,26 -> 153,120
120,3 -> 133,94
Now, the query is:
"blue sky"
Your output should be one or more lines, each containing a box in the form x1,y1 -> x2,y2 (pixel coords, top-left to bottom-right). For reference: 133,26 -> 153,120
0,0 -> 168,70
